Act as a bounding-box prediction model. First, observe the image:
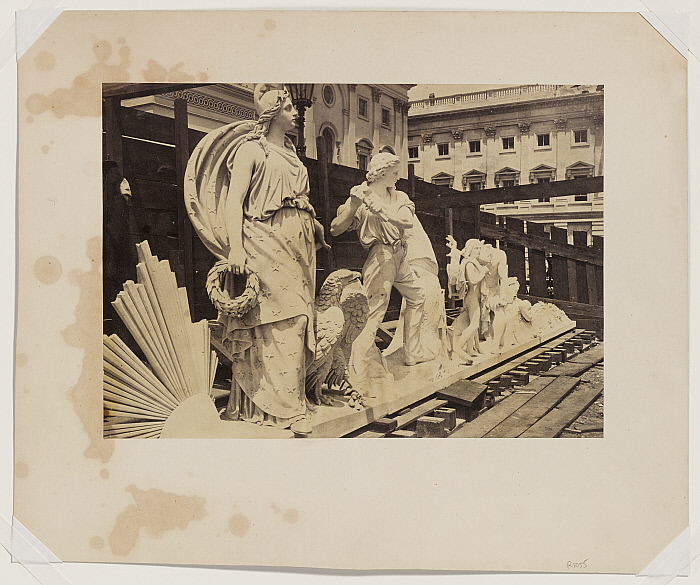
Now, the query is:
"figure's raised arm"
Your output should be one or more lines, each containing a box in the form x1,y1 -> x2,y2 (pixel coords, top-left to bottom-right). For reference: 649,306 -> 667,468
223,141 -> 258,275
330,186 -> 364,236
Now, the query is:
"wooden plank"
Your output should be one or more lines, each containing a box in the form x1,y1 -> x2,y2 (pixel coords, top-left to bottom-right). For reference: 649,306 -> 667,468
449,377 -> 555,438
174,98 -> 195,315
393,398 -> 449,431
103,96 -> 124,172
567,259 -> 579,303
573,232 -> 590,303
569,343 -> 604,364
585,264 -> 599,306
504,217 -> 527,291
480,224 -> 603,266
352,398 -> 448,438
128,207 -> 178,238
520,384 -> 603,438
541,354 -> 603,378
120,105 -> 178,145
550,226 -> 570,301
593,235 -> 604,306
526,222 -> 548,297
129,179 -> 178,210
120,106 -> 206,153
123,137 -> 176,183
414,176 -> 604,209
485,376 -> 580,438
316,136 -> 334,277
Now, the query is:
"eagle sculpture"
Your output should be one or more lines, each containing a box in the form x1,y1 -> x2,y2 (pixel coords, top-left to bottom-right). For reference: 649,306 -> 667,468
306,269 -> 369,406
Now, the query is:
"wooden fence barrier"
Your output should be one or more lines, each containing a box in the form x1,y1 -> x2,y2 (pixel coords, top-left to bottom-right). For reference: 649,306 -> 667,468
103,89 -> 603,339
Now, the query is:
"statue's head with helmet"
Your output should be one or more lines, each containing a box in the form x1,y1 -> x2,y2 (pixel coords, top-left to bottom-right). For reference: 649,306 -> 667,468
253,83 -> 289,136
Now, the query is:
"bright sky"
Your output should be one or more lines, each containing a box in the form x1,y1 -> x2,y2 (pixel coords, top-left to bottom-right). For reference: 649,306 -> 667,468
408,84 -> 513,101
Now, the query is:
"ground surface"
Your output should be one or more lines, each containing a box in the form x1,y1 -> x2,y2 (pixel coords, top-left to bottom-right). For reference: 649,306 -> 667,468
559,363 -> 604,438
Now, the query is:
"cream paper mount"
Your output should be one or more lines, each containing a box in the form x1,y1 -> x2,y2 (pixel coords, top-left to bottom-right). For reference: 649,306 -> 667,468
13,10 -> 687,573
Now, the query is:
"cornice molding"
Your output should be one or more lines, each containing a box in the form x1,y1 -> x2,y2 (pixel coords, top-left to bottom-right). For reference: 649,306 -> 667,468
408,93 -> 604,124
161,89 -> 256,120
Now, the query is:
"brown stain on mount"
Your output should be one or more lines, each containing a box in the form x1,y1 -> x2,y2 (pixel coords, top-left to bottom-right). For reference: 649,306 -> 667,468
271,503 -> 299,524
109,485 -> 207,557
61,237 -> 114,463
142,60 -> 195,82
283,508 -> 299,524
15,462 -> 29,478
26,41 -> 131,118
89,536 -> 104,550
34,51 -> 55,72
228,513 -> 251,537
33,256 -> 62,284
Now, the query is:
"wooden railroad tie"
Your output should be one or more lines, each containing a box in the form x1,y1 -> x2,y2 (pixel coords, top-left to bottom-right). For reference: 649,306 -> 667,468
510,368 -> 530,386
541,343 -> 604,378
416,416 -> 449,438
433,407 -> 458,431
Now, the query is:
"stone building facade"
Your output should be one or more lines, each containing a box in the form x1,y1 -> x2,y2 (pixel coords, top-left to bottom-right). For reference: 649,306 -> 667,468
122,83 -> 413,175
407,85 -> 604,241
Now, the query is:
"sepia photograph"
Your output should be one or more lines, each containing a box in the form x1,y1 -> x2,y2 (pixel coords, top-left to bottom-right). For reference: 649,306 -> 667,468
11,9 -> 687,574
103,82 -> 604,439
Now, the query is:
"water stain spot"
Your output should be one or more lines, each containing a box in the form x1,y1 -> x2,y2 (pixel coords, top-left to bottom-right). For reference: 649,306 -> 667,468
15,462 -> 29,478
228,513 -> 251,537
100,469 -> 109,479
26,40 -> 131,118
16,352 -> 27,367
26,116 -> 33,123
142,60 -> 194,82
283,509 -> 299,524
118,37 -> 125,44
264,19 -> 276,31
270,503 -> 280,514
89,536 -> 104,550
62,237 -> 114,463
109,485 -> 207,557
41,145 -> 50,154
34,51 -> 56,72
50,140 -> 54,145
34,256 -> 62,284
199,71 -> 209,82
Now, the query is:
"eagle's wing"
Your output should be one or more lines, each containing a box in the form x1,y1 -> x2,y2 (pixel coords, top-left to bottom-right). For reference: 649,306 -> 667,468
306,305 -> 345,388
339,289 -> 370,362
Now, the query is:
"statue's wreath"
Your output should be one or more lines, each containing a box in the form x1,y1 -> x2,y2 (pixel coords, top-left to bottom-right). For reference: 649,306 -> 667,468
206,260 -> 260,317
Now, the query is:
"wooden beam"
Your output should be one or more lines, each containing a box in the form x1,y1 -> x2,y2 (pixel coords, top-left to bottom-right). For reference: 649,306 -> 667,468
174,98 -> 194,316
316,136 -> 334,277
103,83 -> 216,100
414,176 -> 603,209
103,96 -> 124,172
479,224 -> 603,266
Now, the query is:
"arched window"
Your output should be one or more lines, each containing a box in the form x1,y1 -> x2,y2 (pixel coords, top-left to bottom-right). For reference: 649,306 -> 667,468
356,139 -> 373,171
380,145 -> 396,155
